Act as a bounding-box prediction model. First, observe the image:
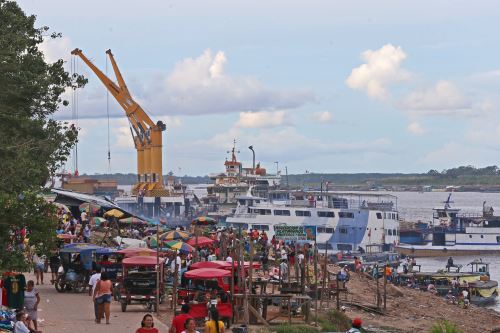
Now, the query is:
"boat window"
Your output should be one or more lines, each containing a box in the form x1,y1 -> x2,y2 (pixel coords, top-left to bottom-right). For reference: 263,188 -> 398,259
318,211 -> 335,217
388,230 -> 393,236
326,227 -> 334,233
251,224 -> 270,231
376,212 -> 382,219
274,210 -> 291,216
481,235 -> 484,238
339,212 -> 354,218
469,235 -> 472,238
317,243 -> 333,250
296,210 -> 312,217
393,229 -> 397,236
317,227 -> 325,233
438,211 -> 447,218
339,228 -> 347,234
497,236 -> 500,243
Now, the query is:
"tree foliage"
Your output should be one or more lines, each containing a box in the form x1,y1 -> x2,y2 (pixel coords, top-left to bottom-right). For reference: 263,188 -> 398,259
0,0 -> 86,270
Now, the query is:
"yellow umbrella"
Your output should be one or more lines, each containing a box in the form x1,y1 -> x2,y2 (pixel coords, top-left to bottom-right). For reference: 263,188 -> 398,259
104,208 -> 125,218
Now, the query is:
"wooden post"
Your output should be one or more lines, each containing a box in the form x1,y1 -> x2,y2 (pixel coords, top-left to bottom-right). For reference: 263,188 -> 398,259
336,272 -> 340,310
314,245 -> 318,326
249,241 -> 254,294
172,250 -> 179,310
375,264 -> 380,309
241,240 -> 249,326
156,222 -> 160,314
230,251 -> 235,323
384,264 -> 387,310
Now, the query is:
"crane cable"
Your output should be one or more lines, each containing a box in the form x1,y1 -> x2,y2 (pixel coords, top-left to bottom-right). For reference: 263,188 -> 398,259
106,55 -> 111,173
71,55 -> 79,176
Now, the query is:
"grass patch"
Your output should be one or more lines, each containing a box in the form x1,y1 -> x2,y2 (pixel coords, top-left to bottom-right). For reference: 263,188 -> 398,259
429,320 -> 463,333
273,324 -> 318,333
317,310 -> 352,332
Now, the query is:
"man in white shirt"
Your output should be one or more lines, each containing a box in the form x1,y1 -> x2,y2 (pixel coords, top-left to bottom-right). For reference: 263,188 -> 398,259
88,269 -> 101,322
170,253 -> 182,284
226,255 -> 233,263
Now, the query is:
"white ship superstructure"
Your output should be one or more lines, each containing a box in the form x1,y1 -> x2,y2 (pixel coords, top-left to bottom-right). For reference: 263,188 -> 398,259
226,191 -> 400,253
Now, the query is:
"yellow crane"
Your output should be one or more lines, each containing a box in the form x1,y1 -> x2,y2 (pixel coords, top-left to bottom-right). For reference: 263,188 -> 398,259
71,48 -> 168,197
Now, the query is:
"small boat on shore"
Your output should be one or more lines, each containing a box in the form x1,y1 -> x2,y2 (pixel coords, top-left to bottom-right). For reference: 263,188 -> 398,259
396,260 -> 498,306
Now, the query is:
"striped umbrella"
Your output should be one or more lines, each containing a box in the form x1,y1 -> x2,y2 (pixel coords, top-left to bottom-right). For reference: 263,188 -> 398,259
120,217 -> 147,225
164,240 -> 193,254
191,216 -> 217,226
79,202 -> 101,213
91,217 -> 107,226
159,230 -> 191,242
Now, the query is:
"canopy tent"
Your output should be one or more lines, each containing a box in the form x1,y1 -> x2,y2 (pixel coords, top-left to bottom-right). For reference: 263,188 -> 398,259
184,268 -> 231,279
122,255 -> 165,266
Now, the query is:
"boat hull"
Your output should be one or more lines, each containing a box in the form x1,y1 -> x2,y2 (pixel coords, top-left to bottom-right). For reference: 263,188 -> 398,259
396,245 -> 500,257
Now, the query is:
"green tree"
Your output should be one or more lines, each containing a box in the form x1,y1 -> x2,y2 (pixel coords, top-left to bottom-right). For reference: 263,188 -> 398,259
0,0 -> 86,270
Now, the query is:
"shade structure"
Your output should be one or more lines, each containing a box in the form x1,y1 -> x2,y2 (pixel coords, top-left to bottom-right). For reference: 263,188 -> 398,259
104,208 -> 125,218
187,236 -> 215,247
116,247 -> 156,258
91,217 -> 107,226
60,243 -> 103,253
164,240 -> 193,254
160,230 -> 190,242
119,216 -> 147,225
122,255 -> 164,267
189,261 -> 232,270
79,202 -> 101,213
184,268 -> 231,279
191,216 -> 217,226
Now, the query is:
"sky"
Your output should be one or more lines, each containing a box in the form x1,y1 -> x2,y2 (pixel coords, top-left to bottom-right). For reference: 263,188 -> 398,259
16,0 -> 500,176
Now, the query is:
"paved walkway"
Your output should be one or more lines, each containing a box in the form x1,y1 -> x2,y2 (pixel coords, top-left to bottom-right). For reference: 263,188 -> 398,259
27,273 -> 170,333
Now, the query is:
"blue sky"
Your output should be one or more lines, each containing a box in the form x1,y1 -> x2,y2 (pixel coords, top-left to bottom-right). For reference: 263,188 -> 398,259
18,0 -> 500,176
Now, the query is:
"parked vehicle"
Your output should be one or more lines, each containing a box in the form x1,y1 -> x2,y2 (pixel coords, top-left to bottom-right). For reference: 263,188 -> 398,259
118,256 -> 165,312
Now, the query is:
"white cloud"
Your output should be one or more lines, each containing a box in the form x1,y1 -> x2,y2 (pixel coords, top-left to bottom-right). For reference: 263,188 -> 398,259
55,49 -> 314,119
407,121 -> 426,135
39,36 -> 72,63
346,44 -> 410,100
235,110 -> 288,128
312,111 -> 333,123
398,81 -> 473,116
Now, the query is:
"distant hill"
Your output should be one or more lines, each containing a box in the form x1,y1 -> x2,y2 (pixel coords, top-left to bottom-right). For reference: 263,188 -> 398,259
80,165 -> 500,189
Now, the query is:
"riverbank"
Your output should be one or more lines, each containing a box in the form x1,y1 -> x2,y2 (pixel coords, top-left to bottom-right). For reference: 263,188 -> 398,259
340,271 -> 500,332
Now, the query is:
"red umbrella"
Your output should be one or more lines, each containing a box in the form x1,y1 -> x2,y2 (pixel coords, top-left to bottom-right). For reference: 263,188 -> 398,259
187,236 -> 215,247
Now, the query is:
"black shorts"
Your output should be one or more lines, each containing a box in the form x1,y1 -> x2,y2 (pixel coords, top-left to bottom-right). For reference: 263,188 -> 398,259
50,264 -> 59,273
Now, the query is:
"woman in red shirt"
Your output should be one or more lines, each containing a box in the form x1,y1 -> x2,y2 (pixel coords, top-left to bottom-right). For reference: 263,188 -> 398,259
136,314 -> 159,333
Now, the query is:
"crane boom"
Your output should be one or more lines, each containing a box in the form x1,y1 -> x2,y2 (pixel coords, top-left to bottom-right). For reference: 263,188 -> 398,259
71,48 -> 168,196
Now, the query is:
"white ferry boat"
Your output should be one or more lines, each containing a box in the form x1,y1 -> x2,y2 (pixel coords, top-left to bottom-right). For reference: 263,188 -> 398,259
396,195 -> 500,257
225,190 -> 400,253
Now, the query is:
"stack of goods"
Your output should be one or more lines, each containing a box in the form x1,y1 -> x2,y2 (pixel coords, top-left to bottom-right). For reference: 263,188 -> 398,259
0,308 -> 15,332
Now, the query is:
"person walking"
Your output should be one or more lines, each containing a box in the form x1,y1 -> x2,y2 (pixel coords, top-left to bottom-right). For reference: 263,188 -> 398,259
88,267 -> 102,322
182,318 -> 200,333
136,314 -> 159,333
169,304 -> 192,333
48,250 -> 61,284
32,253 -> 45,285
23,281 -> 40,332
93,272 -> 112,324
204,308 -> 225,333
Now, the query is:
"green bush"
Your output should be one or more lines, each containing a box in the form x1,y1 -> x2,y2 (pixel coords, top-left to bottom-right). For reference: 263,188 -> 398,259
429,320 -> 463,333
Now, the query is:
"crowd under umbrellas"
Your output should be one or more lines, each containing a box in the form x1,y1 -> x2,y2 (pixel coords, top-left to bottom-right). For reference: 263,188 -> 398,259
48,203 -> 351,329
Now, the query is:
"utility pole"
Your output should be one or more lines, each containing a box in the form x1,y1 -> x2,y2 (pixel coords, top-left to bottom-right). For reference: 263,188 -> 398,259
285,166 -> 289,189
274,161 -> 279,175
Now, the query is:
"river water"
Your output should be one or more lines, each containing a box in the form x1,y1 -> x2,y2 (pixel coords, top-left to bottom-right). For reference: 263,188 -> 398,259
381,191 -> 500,311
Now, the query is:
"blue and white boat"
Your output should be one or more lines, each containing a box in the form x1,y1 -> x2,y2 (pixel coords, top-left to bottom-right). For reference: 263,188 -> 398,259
225,190 -> 400,253
397,195 -> 500,257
